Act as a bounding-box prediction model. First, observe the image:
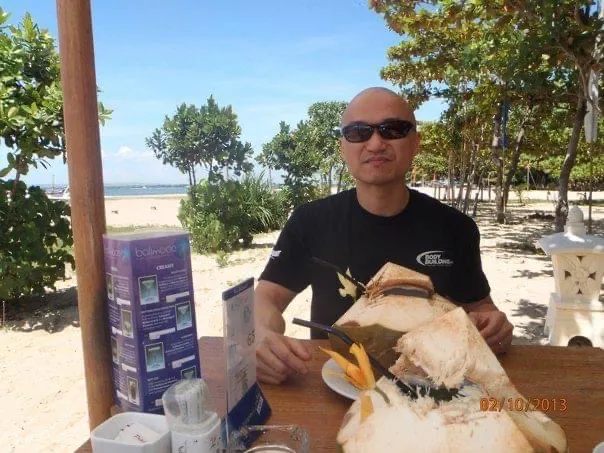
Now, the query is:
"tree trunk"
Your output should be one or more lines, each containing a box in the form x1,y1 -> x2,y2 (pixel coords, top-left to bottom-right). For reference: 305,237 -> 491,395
336,166 -> 344,193
491,101 -> 505,223
555,98 -> 587,232
463,142 -> 478,214
588,144 -> 594,234
192,165 -> 197,186
472,176 -> 483,217
503,106 -> 532,207
208,160 -> 214,182
456,141 -> 467,209
447,147 -> 454,205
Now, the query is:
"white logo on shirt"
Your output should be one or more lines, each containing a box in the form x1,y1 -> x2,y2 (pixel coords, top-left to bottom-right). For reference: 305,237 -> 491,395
416,250 -> 453,267
270,249 -> 281,259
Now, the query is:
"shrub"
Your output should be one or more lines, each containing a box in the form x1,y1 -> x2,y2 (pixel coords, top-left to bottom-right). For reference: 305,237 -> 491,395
0,180 -> 75,303
179,174 -> 288,254
279,182 -> 323,211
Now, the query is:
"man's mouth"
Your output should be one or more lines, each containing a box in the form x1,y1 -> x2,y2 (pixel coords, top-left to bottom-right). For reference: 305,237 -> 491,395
364,156 -> 390,163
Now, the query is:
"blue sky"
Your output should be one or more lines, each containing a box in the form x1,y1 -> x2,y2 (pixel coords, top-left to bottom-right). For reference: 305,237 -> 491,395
2,0 -> 445,185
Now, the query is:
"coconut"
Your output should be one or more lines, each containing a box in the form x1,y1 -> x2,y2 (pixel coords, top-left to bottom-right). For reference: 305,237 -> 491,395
329,263 -> 457,369
337,379 -> 534,453
390,307 -> 568,453
332,264 -> 568,452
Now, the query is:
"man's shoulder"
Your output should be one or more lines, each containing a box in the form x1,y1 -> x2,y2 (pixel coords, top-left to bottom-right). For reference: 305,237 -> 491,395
410,188 -> 478,230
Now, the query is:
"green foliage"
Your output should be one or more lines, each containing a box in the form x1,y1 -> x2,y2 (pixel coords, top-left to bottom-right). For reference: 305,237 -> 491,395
146,96 -> 253,186
304,101 -> 350,192
0,10 -> 110,306
0,180 -> 74,301
370,0 -> 603,225
258,121 -> 321,209
258,101 -> 351,209
179,174 -> 287,254
414,121 -> 454,179
0,10 -> 111,176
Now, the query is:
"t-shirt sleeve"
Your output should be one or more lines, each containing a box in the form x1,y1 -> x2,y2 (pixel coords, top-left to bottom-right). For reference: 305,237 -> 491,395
258,206 -> 312,294
447,217 -> 491,303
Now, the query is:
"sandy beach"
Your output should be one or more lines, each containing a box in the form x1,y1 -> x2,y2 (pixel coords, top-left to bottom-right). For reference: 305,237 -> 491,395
2,188 -> 603,452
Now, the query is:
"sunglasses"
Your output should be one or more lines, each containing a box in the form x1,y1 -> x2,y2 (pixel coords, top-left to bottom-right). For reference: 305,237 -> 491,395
335,119 -> 415,143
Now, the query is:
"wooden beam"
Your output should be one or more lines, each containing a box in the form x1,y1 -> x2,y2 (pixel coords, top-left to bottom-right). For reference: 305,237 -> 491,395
56,0 -> 113,430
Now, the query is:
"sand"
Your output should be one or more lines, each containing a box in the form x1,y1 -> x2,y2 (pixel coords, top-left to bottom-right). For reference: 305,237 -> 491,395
1,189 -> 602,452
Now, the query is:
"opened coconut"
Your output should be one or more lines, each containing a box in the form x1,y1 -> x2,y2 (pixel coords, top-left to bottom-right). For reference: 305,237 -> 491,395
329,262 -> 457,369
335,307 -> 568,453
337,379 -> 534,453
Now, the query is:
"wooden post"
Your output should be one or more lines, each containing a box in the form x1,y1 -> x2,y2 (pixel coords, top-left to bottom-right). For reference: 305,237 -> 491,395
56,0 -> 113,430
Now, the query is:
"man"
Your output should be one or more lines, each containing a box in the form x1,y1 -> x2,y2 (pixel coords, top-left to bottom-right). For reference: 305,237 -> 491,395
254,87 -> 514,385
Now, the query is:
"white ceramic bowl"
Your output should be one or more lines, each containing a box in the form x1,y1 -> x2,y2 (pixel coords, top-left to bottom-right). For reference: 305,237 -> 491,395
594,441 -> 604,453
91,412 -> 170,453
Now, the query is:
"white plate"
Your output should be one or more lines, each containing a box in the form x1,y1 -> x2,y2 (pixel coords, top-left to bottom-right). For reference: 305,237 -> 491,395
321,358 -> 360,400
321,358 -> 471,401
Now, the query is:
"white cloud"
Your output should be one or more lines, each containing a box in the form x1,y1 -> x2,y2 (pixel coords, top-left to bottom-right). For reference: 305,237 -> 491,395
116,146 -> 133,157
114,146 -> 154,161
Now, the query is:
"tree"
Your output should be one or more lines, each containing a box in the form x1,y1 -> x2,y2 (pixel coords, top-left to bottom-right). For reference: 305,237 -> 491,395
258,101 -> 355,208
146,96 -> 253,186
259,121 -> 321,209
371,1 -> 561,220
412,122 -> 450,180
371,1 -> 604,229
0,10 -> 111,186
501,1 -> 604,230
0,9 -> 111,319
303,101 -> 352,193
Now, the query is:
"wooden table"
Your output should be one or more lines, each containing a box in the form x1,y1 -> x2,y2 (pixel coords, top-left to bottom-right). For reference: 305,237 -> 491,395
77,337 -> 604,452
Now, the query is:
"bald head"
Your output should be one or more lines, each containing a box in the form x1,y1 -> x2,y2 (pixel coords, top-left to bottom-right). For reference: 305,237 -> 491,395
342,87 -> 416,126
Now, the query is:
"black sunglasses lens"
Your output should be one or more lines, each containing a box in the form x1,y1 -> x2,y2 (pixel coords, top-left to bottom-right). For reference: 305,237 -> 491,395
379,120 -> 414,139
342,124 -> 374,142
341,120 -> 414,142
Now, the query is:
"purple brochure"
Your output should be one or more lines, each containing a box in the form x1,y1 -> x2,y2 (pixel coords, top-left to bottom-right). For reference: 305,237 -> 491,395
103,231 -> 201,414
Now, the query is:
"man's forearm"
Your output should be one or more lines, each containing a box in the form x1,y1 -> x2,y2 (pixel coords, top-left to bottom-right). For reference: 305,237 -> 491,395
460,295 -> 499,313
256,297 -> 286,334
254,280 -> 297,335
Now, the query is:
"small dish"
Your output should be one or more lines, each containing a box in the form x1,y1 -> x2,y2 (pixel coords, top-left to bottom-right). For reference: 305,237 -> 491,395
321,358 -> 468,401
321,358 -> 360,400
91,412 -> 170,453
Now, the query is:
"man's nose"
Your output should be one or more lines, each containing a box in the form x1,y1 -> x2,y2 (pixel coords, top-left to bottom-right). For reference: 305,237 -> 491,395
365,129 -> 386,151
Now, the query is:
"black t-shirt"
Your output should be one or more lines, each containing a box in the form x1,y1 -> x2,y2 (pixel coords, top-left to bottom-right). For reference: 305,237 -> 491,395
259,188 -> 491,339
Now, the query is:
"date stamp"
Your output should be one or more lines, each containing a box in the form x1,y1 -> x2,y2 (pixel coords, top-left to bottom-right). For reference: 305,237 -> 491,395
480,397 -> 568,413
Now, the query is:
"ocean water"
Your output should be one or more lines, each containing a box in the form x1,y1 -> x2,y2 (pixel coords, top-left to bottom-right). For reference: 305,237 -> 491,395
41,184 -> 188,197
104,184 -> 188,197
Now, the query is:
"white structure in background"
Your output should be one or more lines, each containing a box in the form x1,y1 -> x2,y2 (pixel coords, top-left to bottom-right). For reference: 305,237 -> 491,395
539,205 -> 604,347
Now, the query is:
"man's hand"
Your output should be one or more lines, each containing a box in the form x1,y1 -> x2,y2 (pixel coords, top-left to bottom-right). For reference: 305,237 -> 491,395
256,329 -> 312,384
253,280 -> 309,384
468,310 -> 514,355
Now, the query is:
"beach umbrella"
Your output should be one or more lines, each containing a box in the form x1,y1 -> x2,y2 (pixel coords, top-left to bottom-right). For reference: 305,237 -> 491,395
55,0 -> 113,430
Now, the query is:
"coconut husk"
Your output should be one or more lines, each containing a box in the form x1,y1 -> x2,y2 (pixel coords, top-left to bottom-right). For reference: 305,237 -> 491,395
331,264 -> 568,452
329,262 -> 456,369
389,307 -> 568,453
337,379 -> 534,453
